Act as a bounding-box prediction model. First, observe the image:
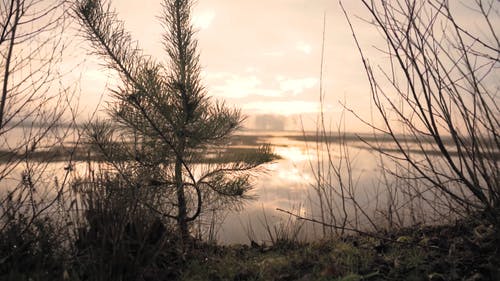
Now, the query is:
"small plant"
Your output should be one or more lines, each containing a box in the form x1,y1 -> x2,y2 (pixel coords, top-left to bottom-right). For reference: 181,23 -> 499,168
0,196 -> 66,281
71,172 -> 183,281
74,0 -> 273,246
261,207 -> 305,249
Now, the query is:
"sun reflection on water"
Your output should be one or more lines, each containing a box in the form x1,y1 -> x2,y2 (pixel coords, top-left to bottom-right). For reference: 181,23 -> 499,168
273,145 -> 315,162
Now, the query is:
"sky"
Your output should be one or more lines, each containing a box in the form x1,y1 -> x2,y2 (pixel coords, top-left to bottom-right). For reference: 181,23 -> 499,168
73,0 -> 498,132
73,0 -> 378,131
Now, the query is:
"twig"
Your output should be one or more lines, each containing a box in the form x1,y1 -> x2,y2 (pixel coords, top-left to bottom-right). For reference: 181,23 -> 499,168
276,208 -> 442,250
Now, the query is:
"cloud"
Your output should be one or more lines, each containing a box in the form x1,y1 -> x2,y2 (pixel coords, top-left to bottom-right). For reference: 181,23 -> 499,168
192,10 -> 216,30
278,77 -> 318,95
205,71 -> 319,101
206,72 -> 281,98
296,41 -> 312,54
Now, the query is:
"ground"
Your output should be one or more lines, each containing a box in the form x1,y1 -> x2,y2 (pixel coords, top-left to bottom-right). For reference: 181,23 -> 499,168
181,218 -> 499,281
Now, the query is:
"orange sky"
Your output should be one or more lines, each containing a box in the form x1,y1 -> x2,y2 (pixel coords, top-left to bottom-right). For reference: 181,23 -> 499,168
72,1 -> 374,131
73,0 -> 498,132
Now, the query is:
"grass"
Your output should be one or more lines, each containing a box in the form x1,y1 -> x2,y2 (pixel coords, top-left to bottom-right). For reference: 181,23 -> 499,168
2,191 -> 498,280
179,216 -> 499,281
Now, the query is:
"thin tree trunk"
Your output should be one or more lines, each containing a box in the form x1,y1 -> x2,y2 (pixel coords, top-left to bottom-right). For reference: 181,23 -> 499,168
175,154 -> 189,245
173,0 -> 190,246
0,0 -> 19,128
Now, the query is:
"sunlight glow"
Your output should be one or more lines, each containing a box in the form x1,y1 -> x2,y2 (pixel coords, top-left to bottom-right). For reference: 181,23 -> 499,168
274,146 -> 315,162
277,168 -> 311,184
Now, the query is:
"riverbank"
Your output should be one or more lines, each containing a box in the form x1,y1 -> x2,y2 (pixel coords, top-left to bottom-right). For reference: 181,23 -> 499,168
1,210 -> 498,280
181,217 -> 499,281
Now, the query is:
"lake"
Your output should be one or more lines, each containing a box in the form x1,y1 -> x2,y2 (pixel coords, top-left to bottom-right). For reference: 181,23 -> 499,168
213,131 -> 388,244
0,129 -> 464,244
